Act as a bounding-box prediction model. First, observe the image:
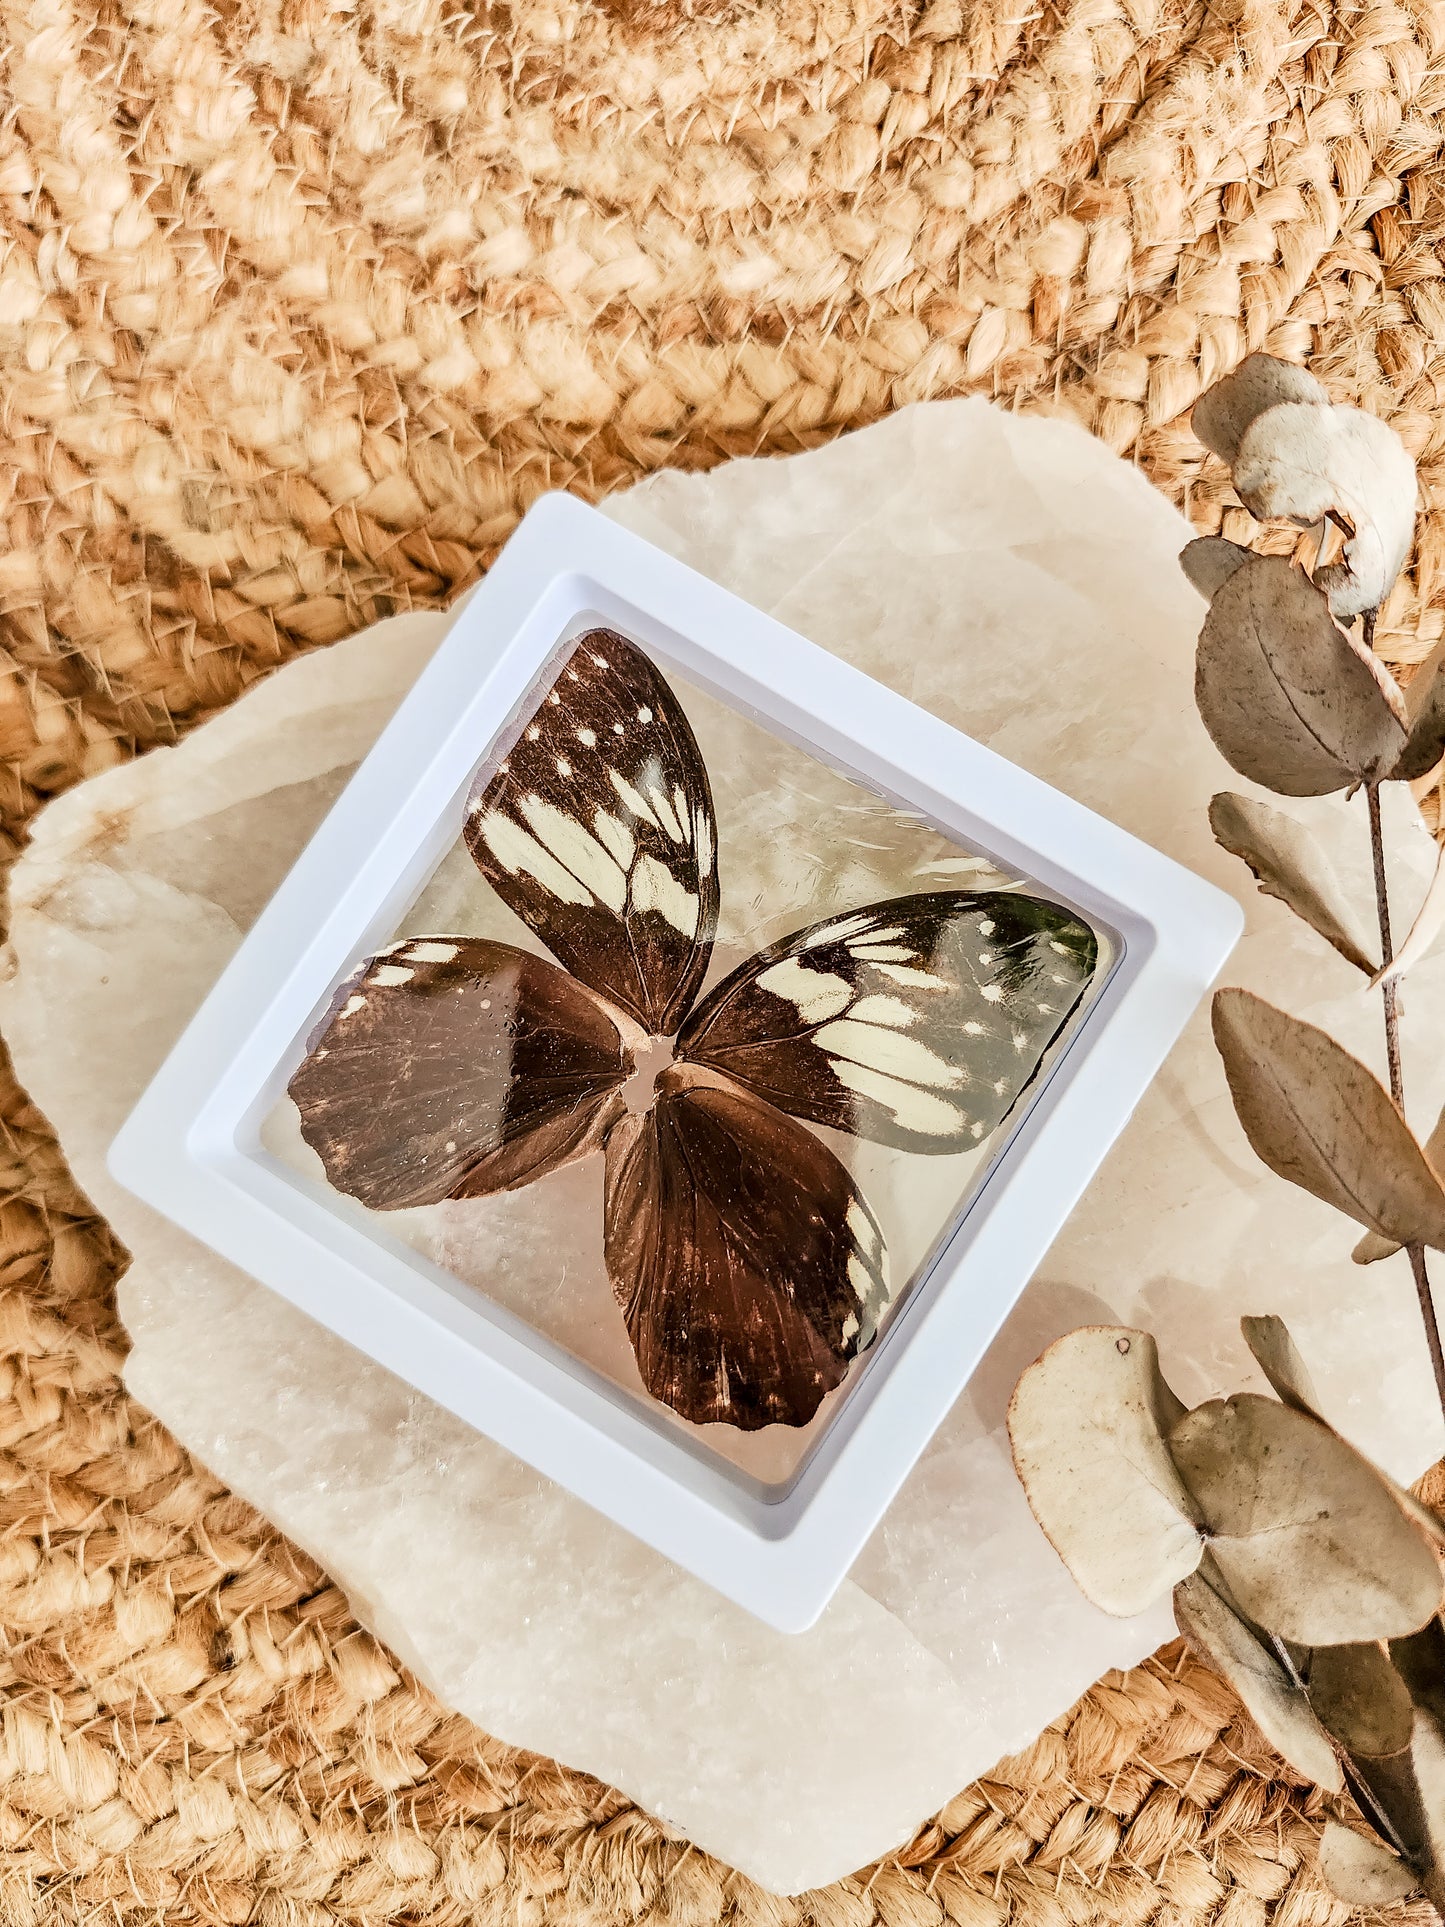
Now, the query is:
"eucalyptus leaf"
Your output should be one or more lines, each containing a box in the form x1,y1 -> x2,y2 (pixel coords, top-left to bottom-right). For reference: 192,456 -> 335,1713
1376,841 -> 1445,989
1209,793 -> 1376,975
1412,1712 -> 1445,1858
1212,989 -> 1445,1250
1173,1570 -> 1343,1791
1192,355 -> 1328,466
1394,639 -> 1445,781
1354,1100 -> 1445,1265
1180,537 -> 1254,601
1317,1821 -> 1420,1905
1309,1642 -> 1416,1760
1196,557 -> 1406,796
1167,1393 -> 1445,1644
1393,1619 -> 1445,1727
1007,1327 -> 1202,1618
1240,1314 -> 1324,1417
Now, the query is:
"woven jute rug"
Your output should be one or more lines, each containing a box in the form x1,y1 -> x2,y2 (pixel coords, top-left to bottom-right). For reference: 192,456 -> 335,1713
2,0 -> 1444,1915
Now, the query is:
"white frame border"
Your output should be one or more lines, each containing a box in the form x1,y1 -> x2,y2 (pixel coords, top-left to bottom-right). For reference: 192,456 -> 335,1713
109,492 -> 1242,1633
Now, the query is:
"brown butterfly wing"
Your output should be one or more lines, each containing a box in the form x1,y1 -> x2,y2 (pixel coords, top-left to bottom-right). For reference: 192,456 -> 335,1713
602,1073 -> 890,1430
289,937 -> 632,1209
677,890 -> 1098,1153
464,629 -> 719,1035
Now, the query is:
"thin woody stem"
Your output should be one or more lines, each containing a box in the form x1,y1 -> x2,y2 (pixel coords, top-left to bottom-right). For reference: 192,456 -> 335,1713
1364,756 -> 1445,1426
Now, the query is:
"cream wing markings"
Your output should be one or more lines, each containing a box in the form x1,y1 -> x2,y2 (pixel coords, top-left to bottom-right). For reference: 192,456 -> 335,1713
676,891 -> 1099,1153
464,629 -> 719,1034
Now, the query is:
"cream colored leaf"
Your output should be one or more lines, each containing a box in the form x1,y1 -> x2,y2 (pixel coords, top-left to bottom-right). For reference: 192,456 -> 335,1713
1168,1394 -> 1445,1643
1212,989 -> 1445,1250
1209,792 -> 1376,975
1192,355 -> 1328,466
1317,1821 -> 1419,1905
1375,841 -> 1445,989
1173,1571 -> 1343,1791
1180,537 -> 1254,600
1240,1314 -> 1324,1417
1007,1327 -> 1202,1618
1196,557 -> 1405,797
1233,402 -> 1418,621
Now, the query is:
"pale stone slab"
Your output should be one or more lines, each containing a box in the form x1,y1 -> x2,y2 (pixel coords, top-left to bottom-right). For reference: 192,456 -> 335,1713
5,398 -> 1442,1892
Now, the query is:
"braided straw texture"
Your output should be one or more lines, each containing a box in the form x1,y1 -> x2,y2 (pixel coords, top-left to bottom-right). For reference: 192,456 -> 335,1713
3,0 -> 1445,1914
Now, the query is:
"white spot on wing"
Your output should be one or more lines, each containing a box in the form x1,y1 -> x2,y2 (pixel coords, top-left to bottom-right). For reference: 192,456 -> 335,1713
556,758 -> 572,777
847,994 -> 918,1029
577,727 -> 597,747
800,913 -> 872,950
609,768 -> 661,830
815,1019 -> 962,1088
592,808 -> 635,870
405,941 -> 459,964
875,962 -> 949,991
631,853 -> 699,936
339,994 -> 367,1018
479,810 -> 592,907
372,964 -> 414,987
694,808 -> 714,875
981,985 -> 1004,1003
646,784 -> 685,841
518,794 -> 627,913
848,943 -> 914,962
830,1058 -> 963,1135
846,1198 -> 879,1251
637,705 -> 653,723
842,1311 -> 860,1342
756,957 -> 852,1023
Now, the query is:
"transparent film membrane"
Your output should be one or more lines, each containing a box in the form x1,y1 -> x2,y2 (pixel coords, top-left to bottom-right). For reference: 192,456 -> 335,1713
265,622 -> 1112,1491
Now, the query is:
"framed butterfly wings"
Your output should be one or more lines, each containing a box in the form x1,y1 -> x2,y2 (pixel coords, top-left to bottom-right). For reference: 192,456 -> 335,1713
289,627 -> 1101,1435
463,631 -> 720,1036
115,488 -> 1242,1629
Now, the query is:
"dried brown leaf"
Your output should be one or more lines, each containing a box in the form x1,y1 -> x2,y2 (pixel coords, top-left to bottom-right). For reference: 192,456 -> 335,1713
1196,557 -> 1405,796
1209,793 -> 1376,975
1354,1101 -> 1445,1265
1393,638 -> 1445,782
1240,1314 -> 1324,1417
1376,842 -> 1445,989
1173,1570 -> 1343,1790
1234,403 -> 1418,621
1168,1393 -> 1445,1643
1412,1712 -> 1445,1859
1310,1642 -> 1416,1760
1180,537 -> 1254,600
1392,1619 -> 1445,1726
1007,1327 -> 1202,1618
1317,1821 -> 1419,1905
1192,355 -> 1328,466
1212,989 -> 1445,1250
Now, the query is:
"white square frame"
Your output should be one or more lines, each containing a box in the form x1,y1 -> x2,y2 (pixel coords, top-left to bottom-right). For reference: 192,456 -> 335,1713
109,491 -> 1242,1633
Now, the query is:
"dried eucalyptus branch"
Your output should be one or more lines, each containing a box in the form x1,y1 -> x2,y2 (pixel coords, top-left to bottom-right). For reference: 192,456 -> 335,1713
1010,355 -> 1445,1915
1365,771 -> 1445,1415
1008,1320 -> 1445,1914
1184,353 -> 1445,1430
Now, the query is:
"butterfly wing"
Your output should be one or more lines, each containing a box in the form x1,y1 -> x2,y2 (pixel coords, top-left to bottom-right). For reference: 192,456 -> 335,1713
465,629 -> 719,1035
603,1072 -> 890,1430
676,890 -> 1098,1153
289,937 -> 633,1209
